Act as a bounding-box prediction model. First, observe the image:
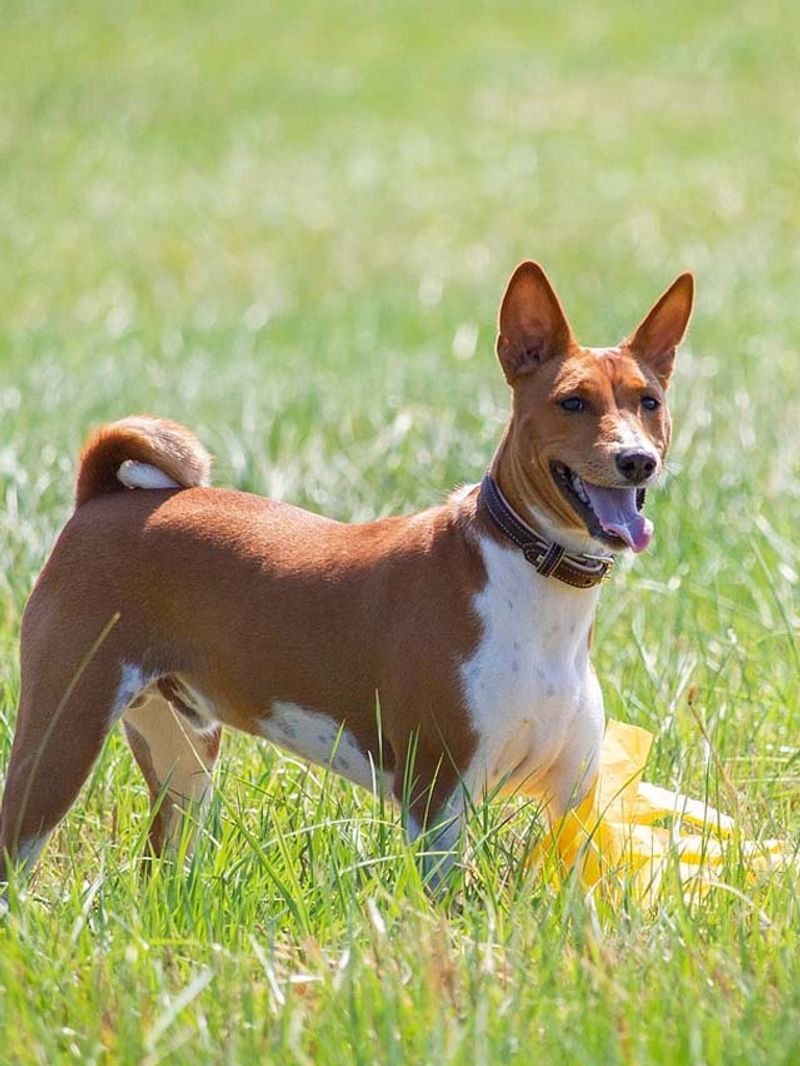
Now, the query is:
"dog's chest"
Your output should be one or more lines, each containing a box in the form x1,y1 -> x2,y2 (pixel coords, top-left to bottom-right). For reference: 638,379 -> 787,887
460,535 -> 600,793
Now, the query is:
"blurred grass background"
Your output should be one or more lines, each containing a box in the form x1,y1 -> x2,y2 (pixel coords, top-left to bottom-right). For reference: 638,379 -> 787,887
1,1 -> 800,1062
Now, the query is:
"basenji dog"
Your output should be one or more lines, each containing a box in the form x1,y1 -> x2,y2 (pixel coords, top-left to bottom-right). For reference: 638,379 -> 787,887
0,262 -> 693,889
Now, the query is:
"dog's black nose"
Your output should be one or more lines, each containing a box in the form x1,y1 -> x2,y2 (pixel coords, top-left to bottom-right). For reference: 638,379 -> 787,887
615,449 -> 657,484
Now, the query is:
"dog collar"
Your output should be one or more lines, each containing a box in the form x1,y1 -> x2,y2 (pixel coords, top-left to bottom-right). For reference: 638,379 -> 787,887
478,474 -> 614,589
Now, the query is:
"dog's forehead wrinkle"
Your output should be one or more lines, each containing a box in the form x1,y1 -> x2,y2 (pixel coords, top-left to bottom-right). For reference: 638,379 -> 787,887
557,347 -> 648,397
598,355 -> 650,397
579,345 -> 648,383
553,362 -> 611,396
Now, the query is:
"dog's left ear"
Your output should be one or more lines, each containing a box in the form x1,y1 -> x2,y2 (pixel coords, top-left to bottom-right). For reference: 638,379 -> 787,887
628,272 -> 694,386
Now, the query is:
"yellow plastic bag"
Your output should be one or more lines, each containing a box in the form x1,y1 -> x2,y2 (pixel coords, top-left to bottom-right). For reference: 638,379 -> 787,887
534,720 -> 797,903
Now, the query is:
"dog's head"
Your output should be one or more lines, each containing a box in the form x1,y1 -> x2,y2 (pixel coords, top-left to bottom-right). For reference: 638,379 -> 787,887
495,262 -> 693,555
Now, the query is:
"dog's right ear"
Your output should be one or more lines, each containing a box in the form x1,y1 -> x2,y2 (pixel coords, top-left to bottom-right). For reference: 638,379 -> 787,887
496,262 -> 573,384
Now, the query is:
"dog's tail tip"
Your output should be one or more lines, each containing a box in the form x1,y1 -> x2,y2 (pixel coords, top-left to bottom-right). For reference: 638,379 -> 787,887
75,415 -> 212,508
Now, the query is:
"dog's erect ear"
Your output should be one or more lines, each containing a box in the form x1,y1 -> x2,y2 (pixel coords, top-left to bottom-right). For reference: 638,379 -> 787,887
628,273 -> 694,387
496,262 -> 574,384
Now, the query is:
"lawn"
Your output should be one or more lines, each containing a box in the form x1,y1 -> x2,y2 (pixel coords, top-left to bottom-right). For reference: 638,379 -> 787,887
1,0 -> 799,1061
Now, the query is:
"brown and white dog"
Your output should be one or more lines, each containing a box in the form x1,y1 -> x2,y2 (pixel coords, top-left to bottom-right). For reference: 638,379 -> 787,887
0,262 -> 693,888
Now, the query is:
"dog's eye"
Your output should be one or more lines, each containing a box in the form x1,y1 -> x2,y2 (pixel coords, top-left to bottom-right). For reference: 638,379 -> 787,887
641,396 -> 661,411
559,397 -> 586,413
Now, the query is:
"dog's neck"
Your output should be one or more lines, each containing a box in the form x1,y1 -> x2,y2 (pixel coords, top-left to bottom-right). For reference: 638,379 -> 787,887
489,421 -> 612,560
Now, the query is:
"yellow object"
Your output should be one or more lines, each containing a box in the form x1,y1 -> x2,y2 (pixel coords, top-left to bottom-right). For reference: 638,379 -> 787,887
534,720 -> 797,903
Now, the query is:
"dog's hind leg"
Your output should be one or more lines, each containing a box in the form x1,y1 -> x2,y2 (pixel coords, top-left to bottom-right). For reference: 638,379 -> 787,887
122,686 -> 221,857
0,614 -> 132,884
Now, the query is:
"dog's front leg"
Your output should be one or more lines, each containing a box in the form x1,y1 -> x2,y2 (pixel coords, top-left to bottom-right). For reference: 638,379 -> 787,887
405,786 -> 466,892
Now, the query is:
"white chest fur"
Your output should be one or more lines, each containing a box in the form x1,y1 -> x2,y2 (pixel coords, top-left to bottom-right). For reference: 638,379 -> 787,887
460,534 -> 605,813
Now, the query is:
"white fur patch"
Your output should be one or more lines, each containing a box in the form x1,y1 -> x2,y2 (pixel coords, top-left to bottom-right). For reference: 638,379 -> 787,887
109,663 -> 153,727
612,412 -> 659,459
460,533 -> 604,816
117,460 -> 180,491
260,702 -> 391,794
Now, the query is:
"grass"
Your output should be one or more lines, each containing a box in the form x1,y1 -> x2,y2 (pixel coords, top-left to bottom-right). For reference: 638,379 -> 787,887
1,0 -> 800,1061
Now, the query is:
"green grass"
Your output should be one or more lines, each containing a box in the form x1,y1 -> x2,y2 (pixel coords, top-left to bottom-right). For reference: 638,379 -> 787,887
2,0 -> 800,1061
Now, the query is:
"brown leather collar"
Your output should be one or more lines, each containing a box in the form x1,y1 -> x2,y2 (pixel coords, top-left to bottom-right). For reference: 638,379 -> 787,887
478,474 -> 614,589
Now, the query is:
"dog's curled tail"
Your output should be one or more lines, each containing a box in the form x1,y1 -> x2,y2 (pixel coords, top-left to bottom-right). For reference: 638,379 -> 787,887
75,415 -> 212,508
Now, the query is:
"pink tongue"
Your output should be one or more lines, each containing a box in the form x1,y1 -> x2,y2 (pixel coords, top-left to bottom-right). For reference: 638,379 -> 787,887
582,482 -> 653,553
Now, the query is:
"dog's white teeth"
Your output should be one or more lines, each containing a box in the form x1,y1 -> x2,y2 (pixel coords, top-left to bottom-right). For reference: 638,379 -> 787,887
571,473 -> 589,505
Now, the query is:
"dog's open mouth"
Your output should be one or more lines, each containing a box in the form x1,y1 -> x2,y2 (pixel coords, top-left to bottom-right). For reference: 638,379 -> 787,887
551,462 -> 652,553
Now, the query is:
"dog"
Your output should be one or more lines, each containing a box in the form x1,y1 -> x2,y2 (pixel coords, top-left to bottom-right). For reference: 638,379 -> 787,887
0,262 -> 693,888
